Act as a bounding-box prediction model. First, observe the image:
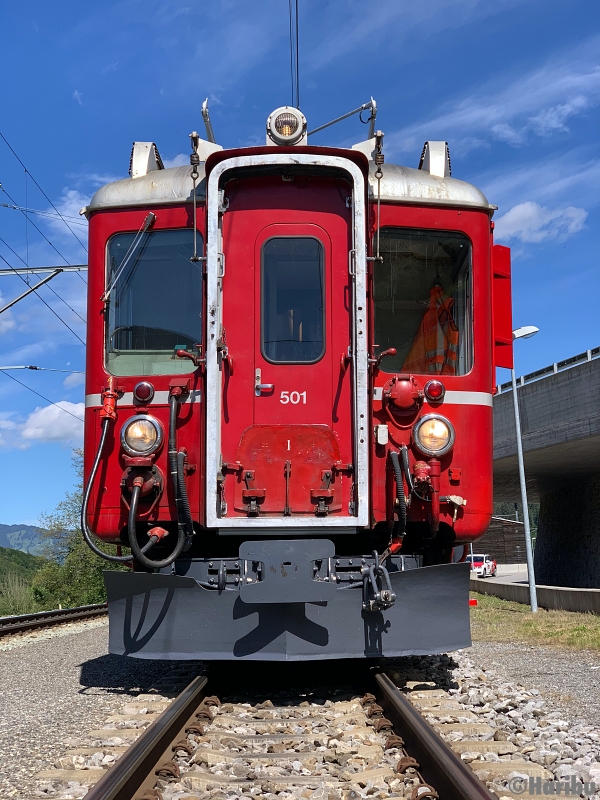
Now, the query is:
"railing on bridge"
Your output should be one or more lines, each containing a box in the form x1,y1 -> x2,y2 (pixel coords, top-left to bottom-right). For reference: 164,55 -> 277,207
496,345 -> 600,394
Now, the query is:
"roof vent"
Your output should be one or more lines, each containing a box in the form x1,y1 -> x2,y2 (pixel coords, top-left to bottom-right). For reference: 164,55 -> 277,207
418,141 -> 451,178
129,142 -> 165,179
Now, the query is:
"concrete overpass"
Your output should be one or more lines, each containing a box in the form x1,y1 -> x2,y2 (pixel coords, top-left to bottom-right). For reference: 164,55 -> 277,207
493,347 -> 600,588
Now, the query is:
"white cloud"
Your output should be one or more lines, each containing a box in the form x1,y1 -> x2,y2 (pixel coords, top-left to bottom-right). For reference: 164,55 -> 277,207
21,402 -> 84,446
478,149 -> 600,211
100,61 -> 118,74
386,39 -> 600,156
63,371 -> 85,388
47,188 -> 90,233
0,416 -> 18,431
163,153 -> 189,168
0,341 -> 53,365
72,89 -> 83,105
0,292 -> 16,333
528,95 -> 591,137
307,0 -> 527,74
85,172 -> 123,187
494,202 -> 588,244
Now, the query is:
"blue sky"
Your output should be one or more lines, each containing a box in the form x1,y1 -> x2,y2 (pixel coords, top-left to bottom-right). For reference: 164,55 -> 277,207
1,0 -> 599,524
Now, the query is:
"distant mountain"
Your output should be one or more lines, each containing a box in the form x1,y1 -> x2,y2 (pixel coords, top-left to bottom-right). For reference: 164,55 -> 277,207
0,545 -> 46,581
0,524 -> 46,555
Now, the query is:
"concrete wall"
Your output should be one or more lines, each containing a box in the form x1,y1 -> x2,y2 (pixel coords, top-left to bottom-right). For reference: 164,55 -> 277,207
493,357 -> 600,588
494,359 -> 600,501
471,576 -> 600,614
534,473 -> 600,589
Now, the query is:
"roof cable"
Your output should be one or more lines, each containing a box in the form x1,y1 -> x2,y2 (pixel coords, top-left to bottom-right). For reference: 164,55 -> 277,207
0,252 -> 85,344
0,236 -> 86,324
0,184 -> 87,285
0,130 -> 88,253
0,369 -> 84,422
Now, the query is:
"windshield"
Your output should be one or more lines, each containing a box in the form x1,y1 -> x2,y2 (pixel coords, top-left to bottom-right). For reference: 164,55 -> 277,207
106,229 -> 202,376
374,228 -> 473,375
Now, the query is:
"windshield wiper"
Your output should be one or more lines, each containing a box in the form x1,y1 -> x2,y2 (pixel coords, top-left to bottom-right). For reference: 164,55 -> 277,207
101,212 -> 156,303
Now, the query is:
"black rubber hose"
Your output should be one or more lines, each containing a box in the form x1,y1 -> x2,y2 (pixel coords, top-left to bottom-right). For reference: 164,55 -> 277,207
177,450 -> 194,537
390,451 -> 407,534
400,445 -> 414,493
126,394 -> 188,570
81,417 -> 134,563
168,394 -> 182,527
127,483 -> 186,570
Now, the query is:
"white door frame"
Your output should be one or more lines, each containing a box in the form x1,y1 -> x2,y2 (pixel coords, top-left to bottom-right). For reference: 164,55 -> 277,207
205,153 -> 369,529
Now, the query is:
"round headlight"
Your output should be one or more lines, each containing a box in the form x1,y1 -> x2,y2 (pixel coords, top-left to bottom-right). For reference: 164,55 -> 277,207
266,106 -> 306,145
275,112 -> 299,137
413,414 -> 455,457
121,415 -> 163,456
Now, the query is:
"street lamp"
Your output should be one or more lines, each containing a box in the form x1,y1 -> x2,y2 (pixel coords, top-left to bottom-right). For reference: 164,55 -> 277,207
512,325 -> 539,612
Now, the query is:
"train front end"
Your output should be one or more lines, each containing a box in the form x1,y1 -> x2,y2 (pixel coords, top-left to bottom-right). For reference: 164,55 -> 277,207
82,108 -> 512,660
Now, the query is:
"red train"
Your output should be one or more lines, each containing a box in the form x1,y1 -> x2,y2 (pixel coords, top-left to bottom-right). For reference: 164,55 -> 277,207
82,106 -> 513,660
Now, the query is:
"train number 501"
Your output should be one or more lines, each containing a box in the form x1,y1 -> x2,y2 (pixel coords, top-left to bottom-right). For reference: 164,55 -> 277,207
280,391 -> 307,405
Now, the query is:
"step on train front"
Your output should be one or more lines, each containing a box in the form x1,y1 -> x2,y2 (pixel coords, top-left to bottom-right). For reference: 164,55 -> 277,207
81,104 -> 513,660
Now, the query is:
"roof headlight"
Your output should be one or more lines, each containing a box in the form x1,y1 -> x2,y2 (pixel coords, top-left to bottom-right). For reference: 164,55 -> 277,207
266,106 -> 307,145
275,112 -> 299,137
121,414 -> 163,456
413,414 -> 455,457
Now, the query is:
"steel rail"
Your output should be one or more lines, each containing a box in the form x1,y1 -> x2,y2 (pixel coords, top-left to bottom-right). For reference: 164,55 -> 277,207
374,671 -> 497,800
62,667 -> 498,800
84,674 -> 208,800
0,603 -> 108,636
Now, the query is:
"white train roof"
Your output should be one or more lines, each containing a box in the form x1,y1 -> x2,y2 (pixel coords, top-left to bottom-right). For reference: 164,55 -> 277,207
86,142 -> 493,215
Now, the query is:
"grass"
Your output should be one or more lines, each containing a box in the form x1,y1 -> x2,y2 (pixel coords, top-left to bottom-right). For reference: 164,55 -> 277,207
0,572 -> 37,616
470,592 -> 600,652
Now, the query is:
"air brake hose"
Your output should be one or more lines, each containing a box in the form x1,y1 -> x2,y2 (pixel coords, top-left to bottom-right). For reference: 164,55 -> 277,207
81,417 -> 135,564
81,418 -> 158,563
126,392 -> 189,570
127,483 -> 186,569
389,451 -> 407,534
400,445 -> 414,494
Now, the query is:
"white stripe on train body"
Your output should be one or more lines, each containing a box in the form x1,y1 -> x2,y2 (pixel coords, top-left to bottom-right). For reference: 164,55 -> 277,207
372,387 -> 492,406
85,390 -> 202,408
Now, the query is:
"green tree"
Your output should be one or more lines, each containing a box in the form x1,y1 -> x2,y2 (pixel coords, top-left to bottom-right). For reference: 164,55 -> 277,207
31,449 -> 126,609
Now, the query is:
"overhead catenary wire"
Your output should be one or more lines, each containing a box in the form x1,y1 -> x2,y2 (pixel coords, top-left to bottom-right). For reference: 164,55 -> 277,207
0,270 -> 62,315
0,236 -> 86,324
0,253 -> 85,344
0,365 -> 84,373
0,203 -> 88,226
0,130 -> 88,252
0,369 -> 84,421
288,0 -> 300,109
0,184 -> 88,285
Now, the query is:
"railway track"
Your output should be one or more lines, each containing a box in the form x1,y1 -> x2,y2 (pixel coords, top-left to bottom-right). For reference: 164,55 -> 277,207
0,603 -> 107,637
36,662 -> 504,800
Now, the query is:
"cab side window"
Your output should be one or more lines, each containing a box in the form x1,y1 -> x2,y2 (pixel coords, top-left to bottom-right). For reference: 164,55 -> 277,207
373,228 -> 473,375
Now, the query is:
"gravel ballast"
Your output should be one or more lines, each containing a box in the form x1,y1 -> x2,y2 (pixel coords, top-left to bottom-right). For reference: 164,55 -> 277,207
0,619 -> 186,798
1,620 -> 599,798
386,647 -> 600,799
470,641 -> 600,725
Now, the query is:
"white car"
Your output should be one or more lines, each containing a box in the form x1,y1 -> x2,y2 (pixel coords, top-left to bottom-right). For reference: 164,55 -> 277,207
466,553 -> 497,578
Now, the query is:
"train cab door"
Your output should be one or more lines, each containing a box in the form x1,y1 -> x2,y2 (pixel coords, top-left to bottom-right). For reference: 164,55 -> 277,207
205,155 -> 369,530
